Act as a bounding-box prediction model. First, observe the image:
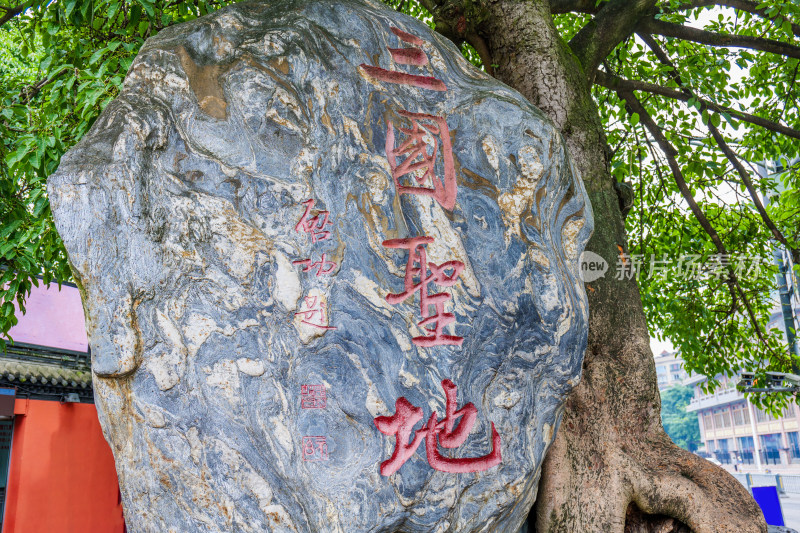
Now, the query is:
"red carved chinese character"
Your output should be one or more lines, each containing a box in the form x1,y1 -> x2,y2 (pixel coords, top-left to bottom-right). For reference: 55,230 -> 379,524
386,110 -> 457,210
374,397 -> 428,476
295,199 -> 332,243
293,253 -> 337,276
424,380 -> 501,474
301,384 -> 327,409
359,27 -> 447,92
390,26 -> 424,46
295,296 -> 336,330
302,436 -> 329,461
374,379 -> 501,476
383,237 -> 464,347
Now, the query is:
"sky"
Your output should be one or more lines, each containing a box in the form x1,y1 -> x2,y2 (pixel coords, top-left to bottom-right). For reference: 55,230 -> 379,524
650,336 -> 676,357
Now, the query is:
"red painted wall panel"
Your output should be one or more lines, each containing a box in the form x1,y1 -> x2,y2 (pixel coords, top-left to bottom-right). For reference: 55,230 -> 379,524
3,399 -> 124,533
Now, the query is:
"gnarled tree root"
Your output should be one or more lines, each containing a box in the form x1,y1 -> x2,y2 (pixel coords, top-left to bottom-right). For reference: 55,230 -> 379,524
534,345 -> 767,533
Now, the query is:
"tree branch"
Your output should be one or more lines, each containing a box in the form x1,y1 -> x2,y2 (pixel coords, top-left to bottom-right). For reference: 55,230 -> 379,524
465,32 -> 495,76
637,32 -> 690,95
18,67 -> 70,103
710,125 -> 800,264
636,33 -> 799,263
638,18 -> 800,59
415,0 -> 440,17
0,1 -> 31,26
594,70 -> 800,140
549,0 -> 601,14
618,87 -> 773,349
568,0 -> 658,79
662,0 -> 800,38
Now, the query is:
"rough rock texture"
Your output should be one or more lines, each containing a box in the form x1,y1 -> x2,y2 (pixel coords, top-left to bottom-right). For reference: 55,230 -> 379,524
47,1 -> 592,531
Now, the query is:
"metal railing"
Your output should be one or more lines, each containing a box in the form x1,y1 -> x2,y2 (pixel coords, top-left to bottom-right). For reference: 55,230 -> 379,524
686,386 -> 741,411
733,473 -> 800,493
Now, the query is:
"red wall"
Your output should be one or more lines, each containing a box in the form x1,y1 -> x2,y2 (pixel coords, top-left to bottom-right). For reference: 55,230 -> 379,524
3,399 -> 125,533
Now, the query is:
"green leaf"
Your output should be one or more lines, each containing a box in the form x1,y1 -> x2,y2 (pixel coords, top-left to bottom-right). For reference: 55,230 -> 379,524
88,47 -> 107,65
136,0 -> 154,19
64,0 -> 77,19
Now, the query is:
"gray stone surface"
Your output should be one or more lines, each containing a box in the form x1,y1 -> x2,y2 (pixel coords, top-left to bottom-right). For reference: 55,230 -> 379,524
48,0 -> 593,531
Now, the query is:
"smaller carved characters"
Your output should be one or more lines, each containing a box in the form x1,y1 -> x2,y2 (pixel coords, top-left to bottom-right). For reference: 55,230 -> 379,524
293,253 -> 337,277
295,295 -> 336,330
295,199 -> 333,244
300,384 -> 327,409
302,436 -> 329,462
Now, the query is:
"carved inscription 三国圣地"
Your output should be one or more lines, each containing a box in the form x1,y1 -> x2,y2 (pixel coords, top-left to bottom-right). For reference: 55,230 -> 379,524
361,25 -> 501,475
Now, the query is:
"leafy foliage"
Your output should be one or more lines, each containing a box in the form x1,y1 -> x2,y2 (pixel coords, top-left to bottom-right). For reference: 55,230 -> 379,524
585,2 -> 800,411
1,0 -> 799,414
0,0 -> 228,349
661,384 -> 701,451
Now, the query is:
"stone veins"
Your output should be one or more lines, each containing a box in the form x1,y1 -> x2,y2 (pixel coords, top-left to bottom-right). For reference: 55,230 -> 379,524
47,0 -> 593,531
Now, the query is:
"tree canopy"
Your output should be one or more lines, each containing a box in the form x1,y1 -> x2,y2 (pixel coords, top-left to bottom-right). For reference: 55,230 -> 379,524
0,1 -> 798,393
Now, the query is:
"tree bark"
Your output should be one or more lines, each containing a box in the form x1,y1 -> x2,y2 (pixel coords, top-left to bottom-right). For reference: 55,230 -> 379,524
439,0 -> 769,531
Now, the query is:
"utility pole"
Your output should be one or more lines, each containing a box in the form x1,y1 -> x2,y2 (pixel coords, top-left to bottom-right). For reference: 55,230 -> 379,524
747,396 -> 764,472
761,160 -> 800,371
773,247 -> 800,371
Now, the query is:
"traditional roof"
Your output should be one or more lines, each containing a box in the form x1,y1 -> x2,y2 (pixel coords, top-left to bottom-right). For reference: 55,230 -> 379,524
0,344 -> 94,403
0,359 -> 92,389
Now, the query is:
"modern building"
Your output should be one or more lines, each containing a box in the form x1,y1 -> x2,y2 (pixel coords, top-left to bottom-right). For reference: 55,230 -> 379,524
686,304 -> 800,469
686,374 -> 800,467
0,281 -> 124,532
655,350 -> 689,390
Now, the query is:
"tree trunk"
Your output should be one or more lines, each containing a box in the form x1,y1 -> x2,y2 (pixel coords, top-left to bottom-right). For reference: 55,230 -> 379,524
434,1 -> 769,531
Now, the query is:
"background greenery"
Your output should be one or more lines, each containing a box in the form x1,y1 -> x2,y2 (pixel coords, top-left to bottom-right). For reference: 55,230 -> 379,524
661,384 -> 702,451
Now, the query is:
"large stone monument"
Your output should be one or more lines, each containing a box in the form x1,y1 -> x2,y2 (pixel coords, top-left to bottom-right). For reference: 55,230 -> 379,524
48,0 -> 593,530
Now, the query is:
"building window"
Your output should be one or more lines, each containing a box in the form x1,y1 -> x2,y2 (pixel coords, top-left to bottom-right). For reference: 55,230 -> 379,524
788,432 -> 800,461
755,408 -> 775,423
715,438 -> 732,464
738,436 -> 755,464
0,418 -> 12,526
760,433 -> 782,465
703,412 -> 714,431
714,410 -> 732,429
732,405 -> 750,426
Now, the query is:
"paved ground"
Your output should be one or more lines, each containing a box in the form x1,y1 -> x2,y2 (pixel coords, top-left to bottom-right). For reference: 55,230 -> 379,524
781,494 -> 800,530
